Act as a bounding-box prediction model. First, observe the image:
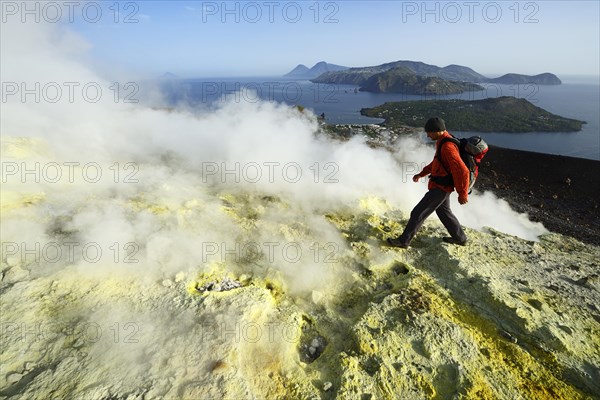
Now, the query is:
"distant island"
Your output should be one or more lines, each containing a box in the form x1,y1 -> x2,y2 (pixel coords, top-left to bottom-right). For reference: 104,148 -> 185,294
310,60 -> 487,84
159,72 -> 179,79
284,59 -> 562,94
360,97 -> 584,133
284,61 -> 348,79
487,73 -> 562,85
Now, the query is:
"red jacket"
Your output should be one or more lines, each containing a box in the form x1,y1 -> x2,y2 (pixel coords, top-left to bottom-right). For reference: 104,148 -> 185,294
417,132 -> 469,201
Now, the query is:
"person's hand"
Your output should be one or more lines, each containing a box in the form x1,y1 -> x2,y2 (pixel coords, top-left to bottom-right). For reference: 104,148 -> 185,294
458,196 -> 468,205
412,174 -> 421,183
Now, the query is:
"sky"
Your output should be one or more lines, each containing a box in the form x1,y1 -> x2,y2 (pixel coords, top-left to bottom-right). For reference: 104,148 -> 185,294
3,1 -> 600,78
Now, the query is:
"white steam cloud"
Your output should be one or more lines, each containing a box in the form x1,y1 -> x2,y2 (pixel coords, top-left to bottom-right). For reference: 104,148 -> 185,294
1,20 -> 547,284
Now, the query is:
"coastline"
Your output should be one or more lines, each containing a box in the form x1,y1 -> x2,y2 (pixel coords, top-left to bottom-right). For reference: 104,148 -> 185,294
477,145 -> 600,245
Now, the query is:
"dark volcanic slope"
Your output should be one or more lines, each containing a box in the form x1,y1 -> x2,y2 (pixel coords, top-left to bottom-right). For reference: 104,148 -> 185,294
477,146 -> 600,245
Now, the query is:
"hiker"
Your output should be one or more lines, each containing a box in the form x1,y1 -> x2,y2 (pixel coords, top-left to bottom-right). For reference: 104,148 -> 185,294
387,117 -> 469,248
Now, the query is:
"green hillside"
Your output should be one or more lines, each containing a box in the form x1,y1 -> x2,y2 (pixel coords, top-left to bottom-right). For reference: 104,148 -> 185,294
361,97 -> 584,132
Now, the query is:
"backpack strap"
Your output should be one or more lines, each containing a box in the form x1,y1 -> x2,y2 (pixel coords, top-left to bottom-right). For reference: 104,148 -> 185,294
431,137 -> 460,188
434,136 -> 460,175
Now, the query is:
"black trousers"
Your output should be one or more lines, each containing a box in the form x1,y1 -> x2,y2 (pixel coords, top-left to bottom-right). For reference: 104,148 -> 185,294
398,188 -> 467,244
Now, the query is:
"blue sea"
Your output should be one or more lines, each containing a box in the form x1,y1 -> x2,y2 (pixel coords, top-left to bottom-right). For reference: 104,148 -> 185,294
158,75 -> 600,160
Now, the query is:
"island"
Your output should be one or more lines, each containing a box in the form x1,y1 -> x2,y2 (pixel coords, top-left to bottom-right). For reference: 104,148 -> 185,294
358,67 -> 483,95
313,60 -> 488,84
360,96 -> 585,132
308,59 -> 562,87
487,73 -> 562,85
284,61 -> 348,79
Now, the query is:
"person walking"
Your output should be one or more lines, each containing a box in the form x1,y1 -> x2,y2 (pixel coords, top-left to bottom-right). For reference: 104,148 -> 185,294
387,117 -> 469,248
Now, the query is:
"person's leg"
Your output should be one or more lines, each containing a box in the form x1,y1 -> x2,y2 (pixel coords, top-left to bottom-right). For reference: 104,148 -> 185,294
395,188 -> 449,245
436,195 -> 468,242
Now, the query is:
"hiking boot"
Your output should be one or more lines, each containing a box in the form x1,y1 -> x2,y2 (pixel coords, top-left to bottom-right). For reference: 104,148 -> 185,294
442,237 -> 468,246
387,237 -> 409,248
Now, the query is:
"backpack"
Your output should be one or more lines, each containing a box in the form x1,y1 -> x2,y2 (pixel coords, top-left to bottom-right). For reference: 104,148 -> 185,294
432,135 -> 488,193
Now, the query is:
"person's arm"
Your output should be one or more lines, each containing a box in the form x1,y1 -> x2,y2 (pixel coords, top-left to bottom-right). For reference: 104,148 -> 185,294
418,162 -> 433,177
442,143 -> 469,202
413,162 -> 432,182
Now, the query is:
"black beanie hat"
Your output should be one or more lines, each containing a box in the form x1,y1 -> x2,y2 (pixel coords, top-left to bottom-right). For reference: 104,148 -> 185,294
424,117 -> 446,132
